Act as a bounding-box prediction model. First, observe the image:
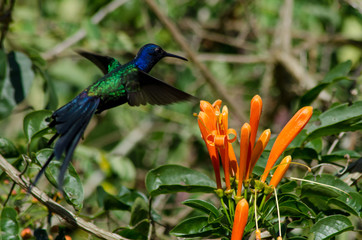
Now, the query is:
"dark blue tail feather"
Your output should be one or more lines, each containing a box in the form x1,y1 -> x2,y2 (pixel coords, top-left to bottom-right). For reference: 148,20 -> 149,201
32,92 -> 100,190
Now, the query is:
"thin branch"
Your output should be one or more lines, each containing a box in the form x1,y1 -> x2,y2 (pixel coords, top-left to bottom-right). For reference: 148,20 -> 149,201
327,132 -> 346,155
272,0 -> 293,52
145,0 -> 246,122
197,53 -> 270,64
0,0 -> 15,48
0,154 -> 128,240
42,0 -> 128,60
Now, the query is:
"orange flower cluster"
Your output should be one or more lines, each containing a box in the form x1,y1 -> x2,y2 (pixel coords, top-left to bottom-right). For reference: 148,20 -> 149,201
197,95 -> 313,192
198,96 -> 313,239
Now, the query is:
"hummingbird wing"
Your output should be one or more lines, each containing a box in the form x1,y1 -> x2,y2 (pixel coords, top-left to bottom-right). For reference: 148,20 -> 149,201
76,50 -> 121,74
127,70 -> 198,106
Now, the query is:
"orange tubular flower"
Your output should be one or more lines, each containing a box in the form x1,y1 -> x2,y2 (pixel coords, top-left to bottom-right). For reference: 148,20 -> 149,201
269,155 -> 292,188
198,101 -> 221,189
208,133 -> 231,190
248,129 -> 271,179
261,106 -> 313,182
237,123 -> 251,196
231,199 -> 249,240
249,95 -> 262,149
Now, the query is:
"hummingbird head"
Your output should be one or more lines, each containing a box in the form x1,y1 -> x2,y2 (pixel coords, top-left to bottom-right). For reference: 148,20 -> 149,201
134,43 -> 187,72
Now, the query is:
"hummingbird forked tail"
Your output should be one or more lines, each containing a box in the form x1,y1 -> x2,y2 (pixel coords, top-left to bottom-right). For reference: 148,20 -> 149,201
32,92 -> 100,189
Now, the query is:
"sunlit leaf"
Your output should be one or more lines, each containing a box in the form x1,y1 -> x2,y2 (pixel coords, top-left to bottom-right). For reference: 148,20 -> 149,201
311,215 -> 353,240
145,165 -> 216,197
0,207 -> 20,240
36,149 -> 84,210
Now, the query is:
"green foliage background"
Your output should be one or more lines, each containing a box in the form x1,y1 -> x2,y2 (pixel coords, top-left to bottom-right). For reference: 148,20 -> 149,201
0,0 -> 361,239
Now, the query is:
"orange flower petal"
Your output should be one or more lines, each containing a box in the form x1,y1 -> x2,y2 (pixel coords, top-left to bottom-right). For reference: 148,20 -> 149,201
212,99 -> 222,109
218,105 -> 229,134
231,199 -> 249,240
269,155 -> 292,188
200,101 -> 217,123
228,142 -> 239,177
261,106 -> 313,182
198,112 -> 212,140
198,116 -> 222,189
247,129 -> 271,179
249,95 -> 262,149
237,123 -> 251,196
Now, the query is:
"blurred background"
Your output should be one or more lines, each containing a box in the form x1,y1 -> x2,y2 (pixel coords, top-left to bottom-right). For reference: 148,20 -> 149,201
0,0 -> 361,238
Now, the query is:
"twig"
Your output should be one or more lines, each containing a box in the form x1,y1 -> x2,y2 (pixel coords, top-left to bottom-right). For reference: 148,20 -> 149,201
272,0 -> 293,52
197,53 -> 270,64
0,154 -> 128,240
42,0 -> 128,60
327,132 -> 345,155
145,0 -> 246,122
0,0 -> 15,48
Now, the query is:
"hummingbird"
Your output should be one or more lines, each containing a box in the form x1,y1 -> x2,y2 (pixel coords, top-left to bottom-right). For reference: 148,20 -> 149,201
33,43 -> 197,189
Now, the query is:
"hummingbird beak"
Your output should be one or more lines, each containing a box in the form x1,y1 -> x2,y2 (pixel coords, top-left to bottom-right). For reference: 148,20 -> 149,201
164,52 -> 188,61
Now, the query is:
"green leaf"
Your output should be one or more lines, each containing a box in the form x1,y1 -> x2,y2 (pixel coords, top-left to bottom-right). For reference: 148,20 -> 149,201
285,147 -> 319,163
299,60 -> 352,107
130,198 -> 149,227
23,110 -> 52,142
279,200 -> 316,218
96,186 -> 147,211
310,215 -> 353,240
36,149 -> 84,210
39,70 -> 58,110
0,50 -> 7,93
114,221 -> 148,240
170,216 -> 219,238
182,199 -> 220,217
301,174 -> 355,210
145,165 -> 216,197
303,174 -> 355,193
278,181 -> 298,193
0,66 -> 15,120
7,51 -> 35,104
0,137 -> 19,158
328,192 -> 362,217
1,207 -> 20,240
306,101 -> 362,140
96,186 -> 130,211
321,150 -> 361,163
